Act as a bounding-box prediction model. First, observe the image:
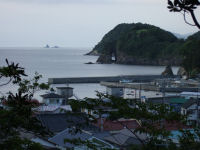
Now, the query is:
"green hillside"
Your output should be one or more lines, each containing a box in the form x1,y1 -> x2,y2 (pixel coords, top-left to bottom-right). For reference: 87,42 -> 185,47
89,23 -> 184,65
180,31 -> 200,77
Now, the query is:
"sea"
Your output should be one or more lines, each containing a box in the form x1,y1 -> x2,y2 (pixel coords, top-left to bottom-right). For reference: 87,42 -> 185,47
0,47 -> 179,101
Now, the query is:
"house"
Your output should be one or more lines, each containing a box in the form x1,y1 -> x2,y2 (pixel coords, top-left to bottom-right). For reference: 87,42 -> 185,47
48,128 -> 116,149
104,128 -> 147,148
37,113 -> 96,133
56,87 -> 73,99
81,106 -> 118,118
93,118 -> 140,132
180,92 -> 200,99
33,105 -> 72,114
41,93 -> 65,105
19,129 -> 63,150
41,86 -> 74,105
169,98 -> 188,113
106,86 -> 124,97
181,98 -> 200,125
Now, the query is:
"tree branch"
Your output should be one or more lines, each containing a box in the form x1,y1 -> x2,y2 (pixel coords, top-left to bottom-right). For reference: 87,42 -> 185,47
0,77 -> 12,87
189,10 -> 200,29
183,11 -> 196,26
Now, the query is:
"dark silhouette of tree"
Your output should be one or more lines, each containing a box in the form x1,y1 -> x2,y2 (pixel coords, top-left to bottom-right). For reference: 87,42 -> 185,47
0,59 -> 49,150
167,0 -> 200,29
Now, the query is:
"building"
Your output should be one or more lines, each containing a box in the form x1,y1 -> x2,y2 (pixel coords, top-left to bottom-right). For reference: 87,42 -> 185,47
41,86 -> 74,105
106,86 -> 124,97
180,92 -> 200,99
181,98 -> 200,125
48,128 -> 115,149
169,98 -> 188,113
56,87 -> 73,99
104,128 -> 147,148
33,105 -> 72,114
40,93 -> 65,105
37,113 -> 95,133
93,118 -> 140,132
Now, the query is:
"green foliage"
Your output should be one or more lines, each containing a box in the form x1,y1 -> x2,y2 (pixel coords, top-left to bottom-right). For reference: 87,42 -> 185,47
18,72 -> 49,98
179,32 -> 200,77
0,59 -> 27,86
92,23 -> 182,60
0,136 -> 44,150
0,59 -> 49,150
93,23 -> 200,76
69,93 -> 200,150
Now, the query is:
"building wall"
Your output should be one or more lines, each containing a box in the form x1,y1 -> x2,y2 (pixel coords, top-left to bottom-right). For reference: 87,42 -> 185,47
57,89 -> 73,98
43,98 -> 64,105
106,87 -> 123,97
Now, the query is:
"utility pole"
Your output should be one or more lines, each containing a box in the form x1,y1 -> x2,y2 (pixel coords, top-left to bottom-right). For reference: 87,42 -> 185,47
196,87 -> 199,127
162,79 -> 166,104
139,83 -> 141,100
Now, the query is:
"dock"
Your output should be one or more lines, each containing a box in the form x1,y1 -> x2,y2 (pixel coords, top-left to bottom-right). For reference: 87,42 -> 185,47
48,75 -> 166,84
100,81 -> 199,92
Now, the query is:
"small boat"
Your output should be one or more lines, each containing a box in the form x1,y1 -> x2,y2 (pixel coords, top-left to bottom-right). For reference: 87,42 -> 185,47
119,79 -> 132,83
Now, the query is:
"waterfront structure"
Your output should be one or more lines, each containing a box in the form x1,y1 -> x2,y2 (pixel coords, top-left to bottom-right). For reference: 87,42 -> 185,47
180,92 -> 200,99
106,86 -> 124,97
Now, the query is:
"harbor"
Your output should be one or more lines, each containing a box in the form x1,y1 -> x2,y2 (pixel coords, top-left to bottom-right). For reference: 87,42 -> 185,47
48,75 -> 170,84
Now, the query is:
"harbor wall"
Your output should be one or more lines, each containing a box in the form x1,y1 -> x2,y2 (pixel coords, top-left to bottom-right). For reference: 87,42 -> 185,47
100,81 -> 198,92
48,75 -> 168,84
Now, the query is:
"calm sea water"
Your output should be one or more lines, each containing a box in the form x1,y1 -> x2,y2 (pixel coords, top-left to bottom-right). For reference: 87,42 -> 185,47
0,47 -> 179,100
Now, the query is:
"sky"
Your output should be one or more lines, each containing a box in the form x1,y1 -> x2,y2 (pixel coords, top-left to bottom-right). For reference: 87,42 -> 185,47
0,0 -> 199,47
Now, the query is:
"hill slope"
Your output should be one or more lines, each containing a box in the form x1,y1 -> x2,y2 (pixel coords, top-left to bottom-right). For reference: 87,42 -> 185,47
89,23 -> 183,65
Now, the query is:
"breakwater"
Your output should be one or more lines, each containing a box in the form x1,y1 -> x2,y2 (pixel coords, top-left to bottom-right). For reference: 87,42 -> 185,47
48,75 -> 167,84
100,81 -> 198,92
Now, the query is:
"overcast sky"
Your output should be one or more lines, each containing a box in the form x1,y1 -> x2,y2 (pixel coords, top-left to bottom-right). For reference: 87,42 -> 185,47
0,0 -> 199,47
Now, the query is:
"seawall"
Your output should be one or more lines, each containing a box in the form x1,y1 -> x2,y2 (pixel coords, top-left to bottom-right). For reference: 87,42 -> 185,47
48,75 -> 174,84
100,81 -> 198,92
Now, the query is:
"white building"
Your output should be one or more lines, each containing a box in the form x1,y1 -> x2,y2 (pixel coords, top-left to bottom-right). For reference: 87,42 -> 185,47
41,93 -> 65,105
180,92 -> 200,99
106,86 -> 124,97
33,105 -> 72,114
181,99 -> 200,125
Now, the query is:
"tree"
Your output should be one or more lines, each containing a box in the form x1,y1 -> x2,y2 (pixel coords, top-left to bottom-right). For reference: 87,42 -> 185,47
0,59 -> 49,150
167,0 -> 200,29
69,93 -> 200,150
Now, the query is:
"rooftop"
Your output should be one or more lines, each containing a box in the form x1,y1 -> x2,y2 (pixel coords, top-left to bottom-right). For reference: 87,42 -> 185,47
94,118 -> 140,131
56,87 -> 73,89
182,99 -> 197,109
40,93 -> 64,99
37,113 -> 94,133
170,98 -> 188,104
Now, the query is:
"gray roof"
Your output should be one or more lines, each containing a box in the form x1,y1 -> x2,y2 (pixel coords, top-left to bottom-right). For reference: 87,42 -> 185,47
37,113 -> 94,133
48,128 -> 91,148
40,93 -> 64,99
49,129 -> 114,149
182,99 -> 197,109
56,87 -> 73,89
104,129 -> 146,146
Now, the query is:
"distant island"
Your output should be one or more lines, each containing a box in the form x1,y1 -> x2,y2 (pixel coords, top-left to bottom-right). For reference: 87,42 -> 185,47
44,44 -> 59,48
87,23 -> 200,69
44,44 -> 50,48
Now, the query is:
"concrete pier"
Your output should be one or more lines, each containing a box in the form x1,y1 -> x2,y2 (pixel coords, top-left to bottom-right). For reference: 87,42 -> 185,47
100,81 -> 198,92
48,75 -> 166,84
